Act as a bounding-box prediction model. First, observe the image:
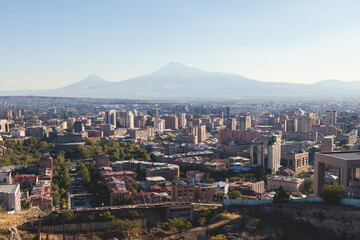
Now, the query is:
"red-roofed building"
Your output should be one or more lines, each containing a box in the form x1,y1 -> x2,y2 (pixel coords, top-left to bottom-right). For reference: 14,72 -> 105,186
105,176 -> 130,205
29,181 -> 52,210
100,171 -> 136,180
39,154 -> 53,170
131,192 -> 161,204
229,180 -> 265,199
12,174 -> 38,189
38,168 -> 53,181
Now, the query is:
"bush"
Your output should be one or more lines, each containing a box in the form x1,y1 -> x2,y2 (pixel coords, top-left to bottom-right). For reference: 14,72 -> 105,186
112,218 -> 140,231
320,184 -> 346,204
158,217 -> 192,232
113,195 -> 131,206
228,190 -> 242,199
21,201 -> 31,210
273,186 -> 289,203
210,234 -> 226,240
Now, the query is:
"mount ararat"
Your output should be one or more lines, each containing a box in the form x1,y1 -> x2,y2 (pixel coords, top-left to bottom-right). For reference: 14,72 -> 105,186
1,62 -> 359,99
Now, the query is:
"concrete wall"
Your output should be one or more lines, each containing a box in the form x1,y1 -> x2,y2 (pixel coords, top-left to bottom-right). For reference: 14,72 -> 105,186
224,197 -> 360,208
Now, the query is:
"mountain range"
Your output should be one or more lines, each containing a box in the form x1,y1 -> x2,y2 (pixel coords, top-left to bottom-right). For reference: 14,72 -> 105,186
1,62 -> 359,99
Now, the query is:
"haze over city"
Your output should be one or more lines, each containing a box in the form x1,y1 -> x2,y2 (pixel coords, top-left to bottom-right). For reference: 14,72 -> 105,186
2,1 -> 360,90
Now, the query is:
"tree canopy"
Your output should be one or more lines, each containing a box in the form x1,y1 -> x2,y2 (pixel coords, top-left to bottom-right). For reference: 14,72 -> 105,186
320,184 -> 346,204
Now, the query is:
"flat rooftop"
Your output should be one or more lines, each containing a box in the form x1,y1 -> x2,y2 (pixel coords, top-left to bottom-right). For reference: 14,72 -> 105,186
320,151 -> 360,161
0,184 -> 19,193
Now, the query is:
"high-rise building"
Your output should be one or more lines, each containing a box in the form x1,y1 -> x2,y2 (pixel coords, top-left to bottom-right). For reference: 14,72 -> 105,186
178,113 -> 187,128
154,118 -> 165,132
226,118 -> 237,130
297,115 -> 313,132
136,116 -> 147,129
287,119 -> 298,132
73,121 -> 85,133
225,107 -> 230,117
239,116 -> 251,130
150,108 -> 159,117
161,115 -> 178,130
0,120 -> 9,132
117,112 -> 127,128
250,135 -> 281,173
198,125 -> 207,142
126,111 -> 134,129
105,110 -> 117,128
326,110 -> 337,125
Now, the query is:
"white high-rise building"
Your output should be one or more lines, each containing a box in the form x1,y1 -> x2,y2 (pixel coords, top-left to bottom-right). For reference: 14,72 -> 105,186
105,110 -> 117,128
0,120 -> 9,132
179,113 -> 187,128
126,111 -> 134,129
250,135 -> 281,174
154,118 -> 165,132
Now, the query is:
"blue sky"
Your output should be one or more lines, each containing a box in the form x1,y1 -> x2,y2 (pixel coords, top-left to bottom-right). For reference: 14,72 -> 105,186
1,0 -> 360,90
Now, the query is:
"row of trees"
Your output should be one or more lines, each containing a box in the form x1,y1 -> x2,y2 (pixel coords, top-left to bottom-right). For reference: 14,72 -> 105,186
273,184 -> 346,205
51,152 -> 71,208
67,139 -> 151,161
0,138 -> 54,166
77,161 -> 109,206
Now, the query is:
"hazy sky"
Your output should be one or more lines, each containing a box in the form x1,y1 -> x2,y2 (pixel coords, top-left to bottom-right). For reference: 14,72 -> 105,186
1,0 -> 360,90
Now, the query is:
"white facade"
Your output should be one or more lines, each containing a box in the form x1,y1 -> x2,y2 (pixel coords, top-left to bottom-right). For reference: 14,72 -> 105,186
126,111 -> 134,129
0,184 -> 21,211
154,118 -> 165,132
179,113 -> 187,128
105,110 -> 117,128
250,135 -> 281,174
0,120 -> 9,132
0,171 -> 12,184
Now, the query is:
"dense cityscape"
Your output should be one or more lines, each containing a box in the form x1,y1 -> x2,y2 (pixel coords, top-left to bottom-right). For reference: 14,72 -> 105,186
0,96 -> 359,239
3,1 -> 360,239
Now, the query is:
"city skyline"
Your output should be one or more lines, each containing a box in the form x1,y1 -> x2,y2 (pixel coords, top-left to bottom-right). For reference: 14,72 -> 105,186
2,1 -> 360,90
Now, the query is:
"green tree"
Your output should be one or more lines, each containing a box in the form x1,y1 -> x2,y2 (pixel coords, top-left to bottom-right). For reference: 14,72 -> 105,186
157,218 -> 192,232
204,177 -> 215,183
78,162 -> 91,185
273,186 -> 289,203
210,234 -> 227,240
320,184 -> 346,204
113,195 -> 132,206
228,190 -> 242,200
112,218 -> 140,231
303,177 -> 314,195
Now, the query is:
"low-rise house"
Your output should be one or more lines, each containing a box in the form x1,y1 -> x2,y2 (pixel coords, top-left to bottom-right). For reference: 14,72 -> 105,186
195,184 -> 216,202
0,184 -> 21,211
213,181 -> 229,194
169,182 -> 196,202
105,176 -> 130,205
12,174 -> 38,190
267,175 -> 304,192
131,192 -> 161,204
229,181 -> 266,199
0,171 -> 12,184
29,181 -> 52,210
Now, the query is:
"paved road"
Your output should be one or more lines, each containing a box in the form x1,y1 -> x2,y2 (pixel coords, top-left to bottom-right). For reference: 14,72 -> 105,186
69,171 -> 91,209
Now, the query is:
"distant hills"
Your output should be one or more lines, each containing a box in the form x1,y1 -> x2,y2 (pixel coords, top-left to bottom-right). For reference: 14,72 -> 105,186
1,62 -> 359,99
